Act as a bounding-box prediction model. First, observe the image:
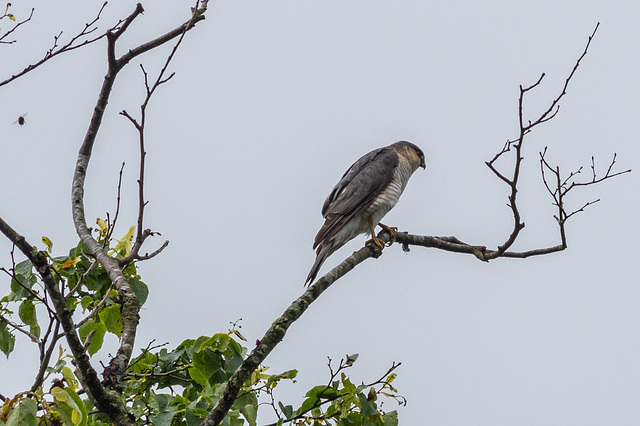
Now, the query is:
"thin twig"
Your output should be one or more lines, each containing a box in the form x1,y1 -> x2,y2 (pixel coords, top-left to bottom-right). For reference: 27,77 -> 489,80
0,8 -> 35,44
0,313 -> 40,342
0,3 -> 111,87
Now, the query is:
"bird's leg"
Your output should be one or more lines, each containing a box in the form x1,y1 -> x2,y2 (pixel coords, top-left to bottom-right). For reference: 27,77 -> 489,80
365,219 -> 385,250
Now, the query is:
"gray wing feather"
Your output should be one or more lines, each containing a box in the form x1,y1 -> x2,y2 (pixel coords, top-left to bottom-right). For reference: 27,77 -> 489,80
313,147 -> 398,249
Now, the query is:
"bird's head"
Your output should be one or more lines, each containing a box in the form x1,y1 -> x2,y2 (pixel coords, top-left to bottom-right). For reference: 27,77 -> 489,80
394,141 -> 426,171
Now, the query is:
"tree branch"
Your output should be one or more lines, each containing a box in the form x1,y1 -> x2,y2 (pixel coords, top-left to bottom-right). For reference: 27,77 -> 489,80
71,4 -> 207,395
29,320 -> 61,393
202,239 -> 386,425
0,313 -> 39,342
484,22 -> 600,258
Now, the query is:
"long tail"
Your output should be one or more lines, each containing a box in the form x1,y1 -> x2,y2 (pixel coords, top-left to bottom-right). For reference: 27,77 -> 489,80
305,242 -> 336,286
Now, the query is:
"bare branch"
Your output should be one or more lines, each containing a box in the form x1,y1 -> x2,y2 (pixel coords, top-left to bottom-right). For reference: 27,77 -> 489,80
29,320 -> 61,393
135,239 -> 170,261
0,3 -> 110,87
392,231 -> 565,260
539,149 -> 630,236
118,6 -> 196,265
524,23 -> 600,131
106,162 -> 127,244
483,22 -> 601,259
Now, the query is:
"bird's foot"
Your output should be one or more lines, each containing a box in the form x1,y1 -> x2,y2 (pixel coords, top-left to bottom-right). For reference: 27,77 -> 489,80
378,223 -> 398,241
366,236 -> 386,257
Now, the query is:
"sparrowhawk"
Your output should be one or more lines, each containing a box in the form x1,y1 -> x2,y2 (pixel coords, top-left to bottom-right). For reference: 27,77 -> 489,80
305,141 -> 425,286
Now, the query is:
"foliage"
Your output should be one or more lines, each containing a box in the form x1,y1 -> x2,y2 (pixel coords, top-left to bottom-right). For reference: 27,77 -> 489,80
0,224 -> 148,359
0,230 -> 403,425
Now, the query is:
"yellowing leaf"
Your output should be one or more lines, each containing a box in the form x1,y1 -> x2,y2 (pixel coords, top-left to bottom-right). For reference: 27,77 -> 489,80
232,329 -> 247,342
386,373 -> 397,384
61,258 -> 80,269
61,366 -> 77,389
42,236 -> 53,253
96,218 -> 108,233
7,13 -> 15,21
51,386 -> 68,402
115,226 -> 135,255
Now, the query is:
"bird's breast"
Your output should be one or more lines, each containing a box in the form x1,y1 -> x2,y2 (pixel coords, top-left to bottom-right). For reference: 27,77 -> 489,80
365,156 -> 415,225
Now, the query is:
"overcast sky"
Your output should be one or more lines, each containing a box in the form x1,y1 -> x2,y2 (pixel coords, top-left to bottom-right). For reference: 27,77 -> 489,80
1,1 -> 639,424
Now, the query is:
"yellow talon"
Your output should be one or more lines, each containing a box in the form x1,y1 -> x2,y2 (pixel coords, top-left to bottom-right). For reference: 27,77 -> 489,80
366,236 -> 386,249
378,223 -> 398,237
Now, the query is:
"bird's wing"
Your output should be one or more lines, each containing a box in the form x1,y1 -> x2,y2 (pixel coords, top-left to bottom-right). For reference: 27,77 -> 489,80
313,147 -> 398,249
322,146 -> 399,216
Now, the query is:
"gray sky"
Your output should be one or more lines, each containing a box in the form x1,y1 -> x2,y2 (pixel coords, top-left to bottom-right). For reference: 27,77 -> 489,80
1,1 -> 639,424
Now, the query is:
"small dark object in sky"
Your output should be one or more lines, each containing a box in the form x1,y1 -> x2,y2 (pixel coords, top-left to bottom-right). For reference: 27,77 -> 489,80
12,113 -> 27,127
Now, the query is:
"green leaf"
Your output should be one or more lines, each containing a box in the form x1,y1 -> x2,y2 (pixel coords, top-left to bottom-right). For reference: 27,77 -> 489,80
381,411 -> 398,426
341,373 -> 356,394
83,267 -> 110,293
53,386 -> 88,426
188,366 -> 207,386
240,403 -> 257,426
78,319 -> 106,356
129,277 -> 149,305
10,274 -> 37,299
296,397 -> 317,416
29,323 -> 41,339
150,411 -> 176,426
339,413 -> 364,426
5,397 -> 37,426
345,353 -> 359,366
266,369 -> 298,388
149,394 -> 179,426
278,402 -> 294,419
154,393 -> 169,411
14,259 -> 32,276
80,295 -> 94,310
18,300 -> 37,328
192,349 -> 223,383
357,393 -> 377,417
99,304 -> 122,337
185,407 -> 208,426
0,321 -> 16,357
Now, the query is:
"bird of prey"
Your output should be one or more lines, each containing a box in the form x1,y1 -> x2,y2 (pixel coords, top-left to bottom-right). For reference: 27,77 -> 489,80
305,141 -> 425,286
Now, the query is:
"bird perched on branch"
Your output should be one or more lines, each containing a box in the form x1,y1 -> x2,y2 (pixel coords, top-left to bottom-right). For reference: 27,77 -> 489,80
305,141 -> 426,286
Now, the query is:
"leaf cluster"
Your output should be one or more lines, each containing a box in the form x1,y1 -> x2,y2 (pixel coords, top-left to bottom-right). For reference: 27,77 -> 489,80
270,355 -> 402,426
0,228 -> 149,360
1,352 -> 88,426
